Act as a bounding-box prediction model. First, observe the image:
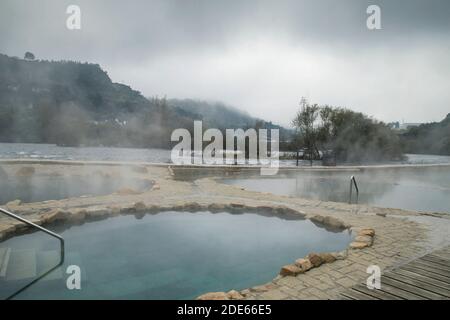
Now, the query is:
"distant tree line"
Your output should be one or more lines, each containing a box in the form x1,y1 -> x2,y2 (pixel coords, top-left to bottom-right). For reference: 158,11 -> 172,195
400,114 -> 450,155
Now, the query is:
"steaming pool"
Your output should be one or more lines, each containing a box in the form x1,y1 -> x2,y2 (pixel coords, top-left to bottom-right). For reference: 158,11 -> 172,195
0,211 -> 351,299
0,174 -> 152,205
222,167 -> 450,214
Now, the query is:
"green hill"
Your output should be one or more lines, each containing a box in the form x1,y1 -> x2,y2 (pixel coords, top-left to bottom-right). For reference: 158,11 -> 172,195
0,53 -> 286,148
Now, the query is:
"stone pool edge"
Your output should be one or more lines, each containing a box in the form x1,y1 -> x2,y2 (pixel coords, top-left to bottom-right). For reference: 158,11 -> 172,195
1,200 -> 375,301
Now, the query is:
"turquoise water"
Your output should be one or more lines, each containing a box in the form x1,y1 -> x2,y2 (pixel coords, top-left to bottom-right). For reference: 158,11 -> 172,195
0,211 -> 351,300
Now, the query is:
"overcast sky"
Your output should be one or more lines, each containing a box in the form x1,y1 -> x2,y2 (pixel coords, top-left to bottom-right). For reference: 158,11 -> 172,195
1,0 -> 449,126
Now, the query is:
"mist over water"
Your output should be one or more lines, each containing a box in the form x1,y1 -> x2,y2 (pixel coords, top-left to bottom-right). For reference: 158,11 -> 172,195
1,143 -> 449,213
223,168 -> 450,214
0,175 -> 152,205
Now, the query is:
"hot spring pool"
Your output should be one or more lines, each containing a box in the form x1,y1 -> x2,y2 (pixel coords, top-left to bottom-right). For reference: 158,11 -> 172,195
0,175 -> 152,205
0,211 -> 351,299
222,168 -> 450,214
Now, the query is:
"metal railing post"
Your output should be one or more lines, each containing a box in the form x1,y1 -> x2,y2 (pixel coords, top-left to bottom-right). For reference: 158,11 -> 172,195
349,175 -> 359,204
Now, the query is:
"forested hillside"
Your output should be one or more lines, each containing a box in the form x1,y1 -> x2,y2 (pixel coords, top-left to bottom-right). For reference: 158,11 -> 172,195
0,53 -> 285,148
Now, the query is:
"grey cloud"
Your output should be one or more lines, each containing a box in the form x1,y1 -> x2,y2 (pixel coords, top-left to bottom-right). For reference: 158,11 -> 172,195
0,0 -> 449,125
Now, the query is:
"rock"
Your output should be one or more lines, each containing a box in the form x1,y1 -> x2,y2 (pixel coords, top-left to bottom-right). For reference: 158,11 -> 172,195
240,289 -> 251,297
350,241 -> 370,249
354,235 -> 373,245
307,253 -> 324,267
15,166 -> 35,177
43,209 -> 68,223
295,258 -> 313,272
183,202 -> 202,211
358,228 -> 375,237
116,187 -> 140,195
197,292 -> 229,300
230,203 -> 245,211
133,202 -> 146,212
279,264 -> 303,276
227,290 -> 244,300
376,212 -> 387,217
208,203 -> 226,212
319,253 -> 337,263
310,215 -> 325,224
6,199 -> 22,207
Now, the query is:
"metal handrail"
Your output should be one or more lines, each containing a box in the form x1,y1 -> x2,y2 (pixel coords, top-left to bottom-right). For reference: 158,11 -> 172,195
349,175 -> 359,204
1,207 -> 65,300
0,207 -> 65,261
